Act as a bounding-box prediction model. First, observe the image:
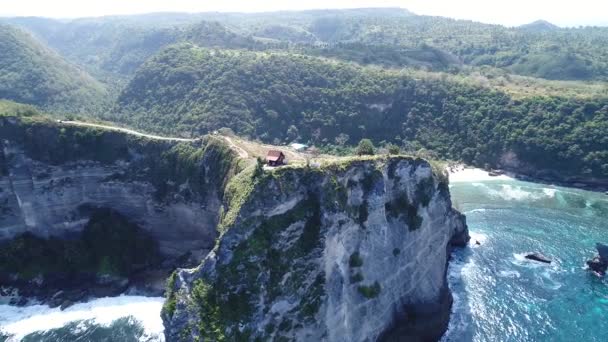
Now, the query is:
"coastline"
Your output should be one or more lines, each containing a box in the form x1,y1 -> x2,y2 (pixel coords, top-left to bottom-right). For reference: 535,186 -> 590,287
448,164 -> 608,194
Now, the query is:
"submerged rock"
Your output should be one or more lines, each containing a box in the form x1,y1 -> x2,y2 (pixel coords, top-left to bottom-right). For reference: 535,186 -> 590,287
525,253 -> 552,264
587,243 -> 608,275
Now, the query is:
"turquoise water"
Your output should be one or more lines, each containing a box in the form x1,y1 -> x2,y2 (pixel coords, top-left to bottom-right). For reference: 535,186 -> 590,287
444,179 -> 608,342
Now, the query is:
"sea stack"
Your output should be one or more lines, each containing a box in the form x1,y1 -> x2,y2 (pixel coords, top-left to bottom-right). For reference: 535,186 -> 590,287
586,243 -> 608,275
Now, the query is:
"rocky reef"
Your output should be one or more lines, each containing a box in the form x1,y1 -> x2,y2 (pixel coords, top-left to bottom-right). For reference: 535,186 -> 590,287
162,157 -> 468,341
587,243 -> 608,275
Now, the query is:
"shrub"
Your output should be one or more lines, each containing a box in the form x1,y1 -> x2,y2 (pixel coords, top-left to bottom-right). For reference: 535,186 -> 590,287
387,144 -> 401,155
349,252 -> 363,268
356,139 -> 375,156
358,281 -> 381,299
350,272 -> 364,283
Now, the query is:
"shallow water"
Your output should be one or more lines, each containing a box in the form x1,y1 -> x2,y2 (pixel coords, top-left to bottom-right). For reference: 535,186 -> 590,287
444,179 -> 608,341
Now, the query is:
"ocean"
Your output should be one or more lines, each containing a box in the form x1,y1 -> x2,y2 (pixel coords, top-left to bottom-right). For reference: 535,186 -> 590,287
443,172 -> 608,341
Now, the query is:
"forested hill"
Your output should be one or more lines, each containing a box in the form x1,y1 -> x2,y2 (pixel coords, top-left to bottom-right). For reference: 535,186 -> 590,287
112,44 -> 608,179
4,10 -> 608,81
0,25 -> 108,113
1,9 -> 607,181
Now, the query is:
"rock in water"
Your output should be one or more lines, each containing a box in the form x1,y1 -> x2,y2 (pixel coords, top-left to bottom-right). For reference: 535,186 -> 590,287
596,243 -> 608,260
587,243 -> 608,275
525,253 -> 552,264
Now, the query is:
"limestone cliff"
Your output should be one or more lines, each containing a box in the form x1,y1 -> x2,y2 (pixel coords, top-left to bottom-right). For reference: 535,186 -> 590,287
0,116 -> 239,260
162,157 -> 468,341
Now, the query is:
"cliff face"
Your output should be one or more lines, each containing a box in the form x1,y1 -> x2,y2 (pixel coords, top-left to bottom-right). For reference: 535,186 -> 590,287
0,117 -> 237,259
163,157 -> 468,341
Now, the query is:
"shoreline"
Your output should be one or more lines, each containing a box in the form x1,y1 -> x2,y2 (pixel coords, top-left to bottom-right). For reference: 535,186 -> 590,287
0,295 -> 165,340
448,164 -> 608,194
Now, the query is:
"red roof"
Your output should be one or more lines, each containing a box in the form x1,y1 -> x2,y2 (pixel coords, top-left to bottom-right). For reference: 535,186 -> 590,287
266,150 -> 285,162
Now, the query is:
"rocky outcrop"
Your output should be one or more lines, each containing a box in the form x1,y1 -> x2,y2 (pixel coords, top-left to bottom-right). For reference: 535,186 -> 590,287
587,243 -> 608,275
162,157 -> 468,341
525,253 -> 552,264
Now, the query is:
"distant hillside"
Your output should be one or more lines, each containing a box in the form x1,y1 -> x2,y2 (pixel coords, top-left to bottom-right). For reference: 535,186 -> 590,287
0,25 -> 108,114
519,20 -> 559,32
111,45 -> 608,179
6,9 -> 608,81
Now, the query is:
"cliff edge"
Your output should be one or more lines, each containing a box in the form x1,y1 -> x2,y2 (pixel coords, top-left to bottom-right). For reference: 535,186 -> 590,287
162,157 -> 468,341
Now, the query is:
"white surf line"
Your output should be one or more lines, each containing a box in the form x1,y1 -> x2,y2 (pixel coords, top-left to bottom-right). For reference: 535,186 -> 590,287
61,121 -> 196,142
448,166 -> 514,183
0,296 -> 165,340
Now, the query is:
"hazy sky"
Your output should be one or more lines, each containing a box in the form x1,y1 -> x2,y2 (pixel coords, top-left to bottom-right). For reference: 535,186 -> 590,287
0,0 -> 606,27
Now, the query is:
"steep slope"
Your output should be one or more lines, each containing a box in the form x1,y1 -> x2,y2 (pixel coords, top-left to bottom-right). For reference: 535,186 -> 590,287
0,25 -> 108,114
114,45 -> 608,181
0,117 -> 245,258
3,17 -> 262,80
162,157 -> 468,341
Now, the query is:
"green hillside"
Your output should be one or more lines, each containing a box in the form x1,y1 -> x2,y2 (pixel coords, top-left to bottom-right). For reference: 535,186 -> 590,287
113,44 -> 608,179
0,25 -> 108,114
6,10 -> 608,81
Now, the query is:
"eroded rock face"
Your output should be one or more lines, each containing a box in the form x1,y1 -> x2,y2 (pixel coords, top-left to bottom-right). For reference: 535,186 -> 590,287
163,157 -> 468,341
0,123 -> 232,259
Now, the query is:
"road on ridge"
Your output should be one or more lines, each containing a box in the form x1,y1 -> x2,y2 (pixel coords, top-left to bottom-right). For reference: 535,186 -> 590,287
61,121 -> 197,142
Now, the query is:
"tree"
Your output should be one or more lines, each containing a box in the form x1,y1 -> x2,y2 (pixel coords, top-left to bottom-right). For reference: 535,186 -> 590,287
335,133 -> 350,146
386,143 -> 400,155
356,139 -> 375,156
286,125 -> 299,141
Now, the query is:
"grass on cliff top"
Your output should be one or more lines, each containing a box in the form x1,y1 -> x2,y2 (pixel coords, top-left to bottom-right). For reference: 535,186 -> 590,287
218,164 -> 258,234
0,100 -> 40,118
267,153 -> 449,184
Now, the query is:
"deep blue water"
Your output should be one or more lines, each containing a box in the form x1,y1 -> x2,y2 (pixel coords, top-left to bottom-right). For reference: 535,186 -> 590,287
444,179 -> 608,341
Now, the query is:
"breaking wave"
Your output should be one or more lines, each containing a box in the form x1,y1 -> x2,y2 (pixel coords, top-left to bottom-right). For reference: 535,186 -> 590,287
0,296 -> 164,341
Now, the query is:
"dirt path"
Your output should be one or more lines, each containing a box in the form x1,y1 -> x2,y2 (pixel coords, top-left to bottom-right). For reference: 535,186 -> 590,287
61,121 -> 196,142
222,136 -> 249,159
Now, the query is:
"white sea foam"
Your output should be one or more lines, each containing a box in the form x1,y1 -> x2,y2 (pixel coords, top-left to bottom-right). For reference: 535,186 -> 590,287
486,184 -> 558,202
543,188 -> 557,198
469,232 -> 488,247
442,249 -> 475,341
466,208 -> 487,214
0,295 -> 164,341
449,167 -> 514,183
498,270 -> 521,278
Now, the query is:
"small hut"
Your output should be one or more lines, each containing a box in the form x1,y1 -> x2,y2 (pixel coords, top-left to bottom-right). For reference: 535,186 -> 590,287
266,150 -> 286,166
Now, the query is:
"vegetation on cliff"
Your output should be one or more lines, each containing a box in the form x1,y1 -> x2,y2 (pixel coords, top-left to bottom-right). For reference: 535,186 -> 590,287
0,208 -> 160,280
163,156 -> 449,340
